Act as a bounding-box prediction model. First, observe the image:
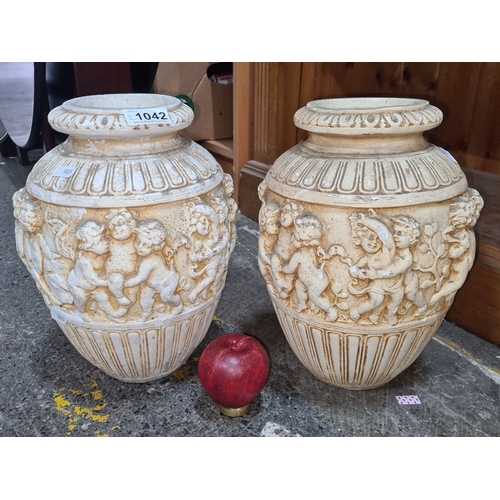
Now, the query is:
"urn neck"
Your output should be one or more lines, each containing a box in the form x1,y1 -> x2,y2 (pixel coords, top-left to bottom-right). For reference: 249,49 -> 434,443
304,131 -> 430,155
61,133 -> 186,157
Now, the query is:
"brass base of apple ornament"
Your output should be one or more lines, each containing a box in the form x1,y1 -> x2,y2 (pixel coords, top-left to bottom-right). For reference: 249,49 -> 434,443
218,405 -> 250,417
198,333 -> 270,417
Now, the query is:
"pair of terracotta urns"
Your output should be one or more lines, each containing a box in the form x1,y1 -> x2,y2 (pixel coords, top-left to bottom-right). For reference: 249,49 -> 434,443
13,94 -> 482,391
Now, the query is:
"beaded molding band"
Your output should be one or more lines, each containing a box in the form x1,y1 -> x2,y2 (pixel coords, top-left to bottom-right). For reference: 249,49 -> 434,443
48,94 -> 194,138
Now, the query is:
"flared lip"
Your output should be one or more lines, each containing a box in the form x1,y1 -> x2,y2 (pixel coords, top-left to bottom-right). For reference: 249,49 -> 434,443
294,96 -> 442,135
306,97 -> 429,114
48,93 -> 194,138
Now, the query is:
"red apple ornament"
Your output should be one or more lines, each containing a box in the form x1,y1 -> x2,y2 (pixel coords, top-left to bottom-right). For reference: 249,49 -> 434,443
198,333 -> 270,417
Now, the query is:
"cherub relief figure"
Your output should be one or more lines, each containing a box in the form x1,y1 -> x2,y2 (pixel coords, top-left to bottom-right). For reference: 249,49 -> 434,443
258,202 -> 281,284
391,215 -> 426,315
351,214 -> 426,324
13,189 -> 72,306
347,212 -> 404,325
185,199 -> 229,304
269,200 -> 303,299
210,195 -> 234,291
124,220 -> 182,321
67,220 -> 127,319
13,191 -> 45,286
257,181 -> 267,203
281,213 -> 337,321
429,188 -> 483,307
222,173 -> 238,254
105,209 -> 139,307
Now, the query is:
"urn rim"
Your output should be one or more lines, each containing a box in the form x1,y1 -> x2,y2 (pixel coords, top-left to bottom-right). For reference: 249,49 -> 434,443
61,93 -> 183,111
48,93 -> 194,138
307,97 -> 429,114
294,97 -> 443,135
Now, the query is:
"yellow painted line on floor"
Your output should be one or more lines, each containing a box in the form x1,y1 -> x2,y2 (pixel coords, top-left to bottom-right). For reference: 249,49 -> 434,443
433,335 -> 500,385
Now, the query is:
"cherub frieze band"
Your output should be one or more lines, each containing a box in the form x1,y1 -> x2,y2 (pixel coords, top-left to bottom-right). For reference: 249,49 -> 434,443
13,184 -> 237,325
258,185 -> 483,328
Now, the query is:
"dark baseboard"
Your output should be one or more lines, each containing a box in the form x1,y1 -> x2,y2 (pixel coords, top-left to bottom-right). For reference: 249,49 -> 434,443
238,160 -> 270,222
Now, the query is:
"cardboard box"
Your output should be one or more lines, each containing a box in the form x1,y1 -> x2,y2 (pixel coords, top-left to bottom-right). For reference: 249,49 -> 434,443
154,62 -> 233,142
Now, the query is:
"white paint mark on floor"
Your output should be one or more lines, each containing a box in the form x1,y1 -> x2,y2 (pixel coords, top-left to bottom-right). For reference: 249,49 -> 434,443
239,225 -> 260,238
260,421 -> 301,437
432,336 -> 500,385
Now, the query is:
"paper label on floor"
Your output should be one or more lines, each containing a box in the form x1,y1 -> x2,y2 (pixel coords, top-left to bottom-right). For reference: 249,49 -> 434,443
396,395 -> 421,405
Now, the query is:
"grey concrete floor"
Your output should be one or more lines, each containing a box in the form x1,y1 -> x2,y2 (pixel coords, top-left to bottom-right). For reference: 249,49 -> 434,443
0,149 -> 499,438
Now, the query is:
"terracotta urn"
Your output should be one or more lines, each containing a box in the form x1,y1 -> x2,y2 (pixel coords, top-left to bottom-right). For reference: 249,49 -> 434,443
257,97 -> 483,390
13,93 -> 237,383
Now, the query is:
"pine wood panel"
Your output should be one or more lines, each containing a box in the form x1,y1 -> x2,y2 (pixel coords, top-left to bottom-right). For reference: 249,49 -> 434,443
276,62 -> 303,158
238,160 -> 268,221
233,62 -> 253,202
299,62 -> 405,100
235,62 -> 302,220
251,63 -> 302,165
252,62 -> 273,165
464,63 -> 500,174
424,63 -> 481,167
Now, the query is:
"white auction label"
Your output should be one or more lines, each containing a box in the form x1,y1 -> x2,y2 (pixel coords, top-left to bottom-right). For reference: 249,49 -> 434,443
51,308 -> 67,325
52,165 -> 76,178
123,107 -> 173,126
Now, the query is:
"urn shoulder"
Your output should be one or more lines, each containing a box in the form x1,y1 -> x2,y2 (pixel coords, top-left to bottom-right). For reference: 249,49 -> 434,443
265,97 -> 468,208
25,94 -> 223,208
